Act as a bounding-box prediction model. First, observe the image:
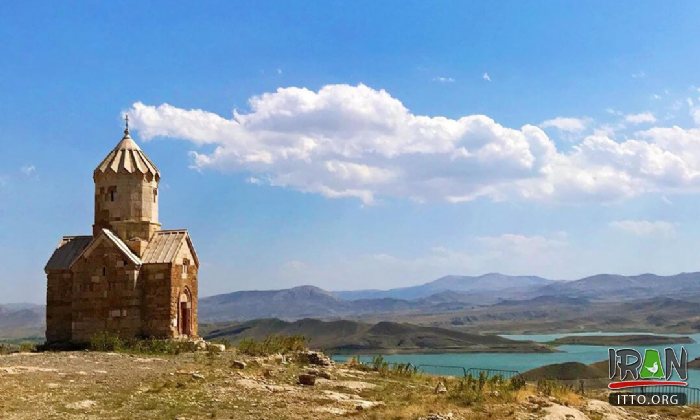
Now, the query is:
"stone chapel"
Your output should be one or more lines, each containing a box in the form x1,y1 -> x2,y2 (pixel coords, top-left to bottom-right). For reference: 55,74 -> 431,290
44,120 -> 199,344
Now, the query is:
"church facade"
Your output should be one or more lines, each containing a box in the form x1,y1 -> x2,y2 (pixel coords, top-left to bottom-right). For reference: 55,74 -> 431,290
44,122 -> 199,344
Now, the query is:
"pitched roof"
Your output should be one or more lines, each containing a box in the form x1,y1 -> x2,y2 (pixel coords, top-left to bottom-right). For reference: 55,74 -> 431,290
45,236 -> 93,272
69,228 -> 142,269
94,131 -> 160,179
142,230 -> 199,266
101,229 -> 142,266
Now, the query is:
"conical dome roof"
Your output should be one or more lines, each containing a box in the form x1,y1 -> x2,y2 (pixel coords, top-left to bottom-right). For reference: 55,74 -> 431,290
94,127 -> 160,180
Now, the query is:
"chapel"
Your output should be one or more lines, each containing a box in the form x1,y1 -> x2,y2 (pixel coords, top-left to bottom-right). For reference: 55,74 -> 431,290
44,119 -> 199,344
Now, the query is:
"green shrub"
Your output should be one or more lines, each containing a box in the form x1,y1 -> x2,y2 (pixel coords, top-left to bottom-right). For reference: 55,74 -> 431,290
448,375 -> 484,406
536,378 -> 562,396
448,373 -> 519,406
510,374 -> 526,391
90,331 -> 124,352
18,342 -> 36,353
237,335 -> 307,356
89,332 -> 199,355
371,355 -> 389,373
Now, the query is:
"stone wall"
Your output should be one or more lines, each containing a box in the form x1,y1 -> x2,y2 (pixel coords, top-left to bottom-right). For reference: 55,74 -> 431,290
45,270 -> 73,343
141,263 -> 174,338
69,240 -> 143,343
93,171 -> 160,242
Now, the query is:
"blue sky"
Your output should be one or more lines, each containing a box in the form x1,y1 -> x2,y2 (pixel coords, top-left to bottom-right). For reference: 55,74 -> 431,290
3,2 -> 700,303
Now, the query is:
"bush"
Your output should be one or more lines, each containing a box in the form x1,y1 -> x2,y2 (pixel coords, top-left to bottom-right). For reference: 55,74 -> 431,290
237,335 -> 307,356
510,374 -> 526,391
448,372 -> 521,406
448,375 -> 484,406
90,331 -> 124,352
89,332 -> 200,355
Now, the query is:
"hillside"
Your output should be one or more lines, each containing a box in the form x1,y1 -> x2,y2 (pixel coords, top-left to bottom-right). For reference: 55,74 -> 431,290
1,348 -> 672,419
0,303 -> 45,340
201,318 -> 552,353
521,361 -> 608,381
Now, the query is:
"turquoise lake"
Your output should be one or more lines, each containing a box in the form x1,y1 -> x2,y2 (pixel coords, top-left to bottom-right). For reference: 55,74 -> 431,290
332,332 -> 700,388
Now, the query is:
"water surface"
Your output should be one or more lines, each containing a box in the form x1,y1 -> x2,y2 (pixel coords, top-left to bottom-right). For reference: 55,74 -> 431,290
332,332 -> 700,388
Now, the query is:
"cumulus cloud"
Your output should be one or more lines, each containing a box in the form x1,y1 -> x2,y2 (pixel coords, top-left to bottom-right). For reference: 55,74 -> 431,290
540,117 -> 589,133
609,220 -> 676,237
624,112 -> 656,125
128,84 -> 700,204
482,72 -> 491,82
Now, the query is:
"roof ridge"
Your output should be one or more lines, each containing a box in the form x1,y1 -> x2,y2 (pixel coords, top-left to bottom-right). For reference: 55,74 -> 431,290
100,228 -> 142,266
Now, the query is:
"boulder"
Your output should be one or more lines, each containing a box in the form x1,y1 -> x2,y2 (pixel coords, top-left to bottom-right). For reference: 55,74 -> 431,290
303,351 -> 333,367
298,373 -> 316,386
232,360 -> 247,369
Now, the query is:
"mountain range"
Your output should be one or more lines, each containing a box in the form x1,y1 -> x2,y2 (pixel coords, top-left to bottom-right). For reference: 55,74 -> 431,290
199,271 -> 700,325
5,271 -> 700,340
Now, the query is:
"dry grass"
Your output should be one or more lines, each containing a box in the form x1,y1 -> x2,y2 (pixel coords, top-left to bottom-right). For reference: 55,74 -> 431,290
1,348 -> 699,419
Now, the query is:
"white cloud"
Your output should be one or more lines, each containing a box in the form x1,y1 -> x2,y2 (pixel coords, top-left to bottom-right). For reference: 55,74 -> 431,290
631,71 -> 646,79
609,220 -> 676,237
691,108 -> 700,125
433,76 -> 455,83
482,72 -> 491,82
624,112 -> 656,125
128,83 -> 700,204
20,165 -> 36,176
540,117 -> 589,133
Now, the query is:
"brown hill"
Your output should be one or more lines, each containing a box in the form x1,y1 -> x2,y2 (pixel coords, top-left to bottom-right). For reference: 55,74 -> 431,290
201,318 -> 552,354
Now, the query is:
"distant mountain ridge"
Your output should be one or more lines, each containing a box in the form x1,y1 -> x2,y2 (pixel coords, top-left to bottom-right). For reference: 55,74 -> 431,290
334,273 -> 553,300
6,271 -> 700,340
198,271 -> 700,325
0,303 -> 44,340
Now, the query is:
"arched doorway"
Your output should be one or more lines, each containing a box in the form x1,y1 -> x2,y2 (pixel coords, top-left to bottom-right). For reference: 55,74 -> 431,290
178,288 -> 192,337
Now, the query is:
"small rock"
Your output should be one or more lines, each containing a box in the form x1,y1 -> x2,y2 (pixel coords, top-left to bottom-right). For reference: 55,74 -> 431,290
194,339 -> 207,351
66,400 -> 97,410
434,381 -> 447,394
419,414 -> 454,420
298,373 -> 316,386
192,373 -> 205,380
207,343 -> 226,352
232,360 -> 247,369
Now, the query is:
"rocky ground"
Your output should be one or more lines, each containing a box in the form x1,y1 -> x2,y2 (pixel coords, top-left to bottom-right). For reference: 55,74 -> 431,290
1,349 -> 700,419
